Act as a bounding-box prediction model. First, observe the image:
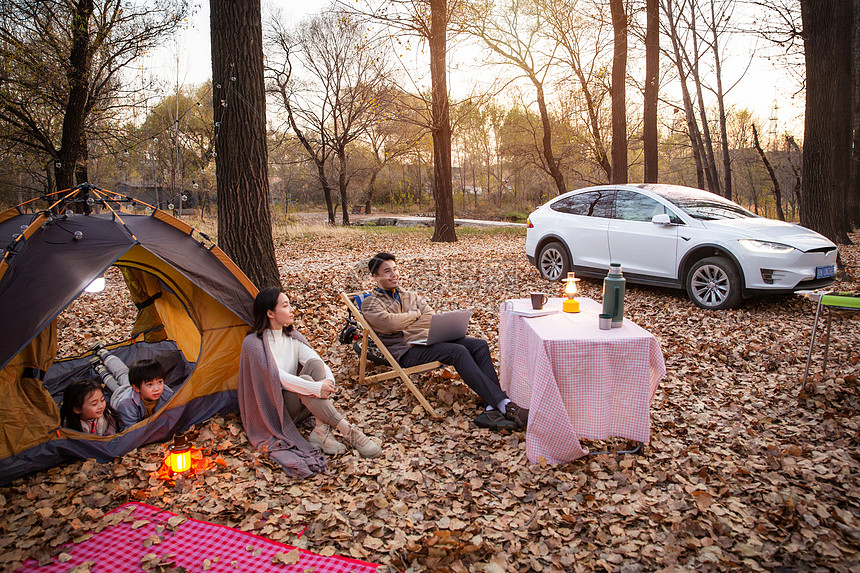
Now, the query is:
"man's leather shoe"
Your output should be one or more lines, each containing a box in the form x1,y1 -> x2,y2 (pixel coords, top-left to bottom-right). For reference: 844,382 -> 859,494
474,409 -> 517,430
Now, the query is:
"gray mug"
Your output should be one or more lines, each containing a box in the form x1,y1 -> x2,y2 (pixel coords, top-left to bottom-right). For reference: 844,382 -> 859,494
530,293 -> 549,310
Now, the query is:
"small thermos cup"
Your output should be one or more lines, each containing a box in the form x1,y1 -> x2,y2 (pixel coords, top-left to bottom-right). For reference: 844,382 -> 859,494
599,313 -> 613,330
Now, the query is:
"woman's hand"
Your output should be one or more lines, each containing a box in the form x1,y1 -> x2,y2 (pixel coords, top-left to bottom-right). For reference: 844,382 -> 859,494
319,379 -> 336,399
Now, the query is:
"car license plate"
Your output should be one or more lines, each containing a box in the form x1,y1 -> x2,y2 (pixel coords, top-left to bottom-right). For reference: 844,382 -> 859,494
816,265 -> 836,279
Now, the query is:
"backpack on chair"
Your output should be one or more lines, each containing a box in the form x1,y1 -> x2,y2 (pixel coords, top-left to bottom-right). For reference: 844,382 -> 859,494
339,314 -> 387,366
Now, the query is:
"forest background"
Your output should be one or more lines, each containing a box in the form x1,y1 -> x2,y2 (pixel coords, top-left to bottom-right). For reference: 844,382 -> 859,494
0,0 -> 858,288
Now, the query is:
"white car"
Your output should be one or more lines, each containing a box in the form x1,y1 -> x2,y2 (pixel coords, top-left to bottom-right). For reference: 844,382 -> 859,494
525,184 -> 838,310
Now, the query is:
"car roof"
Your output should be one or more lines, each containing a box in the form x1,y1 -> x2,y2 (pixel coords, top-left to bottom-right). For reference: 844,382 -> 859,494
631,183 -> 726,201
557,183 -> 739,206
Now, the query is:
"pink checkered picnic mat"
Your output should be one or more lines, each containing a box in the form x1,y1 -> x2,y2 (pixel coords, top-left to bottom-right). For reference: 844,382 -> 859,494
500,297 -> 666,464
18,502 -> 379,573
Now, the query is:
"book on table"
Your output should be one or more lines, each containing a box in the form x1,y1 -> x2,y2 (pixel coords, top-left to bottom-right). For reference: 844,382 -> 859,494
510,307 -> 560,318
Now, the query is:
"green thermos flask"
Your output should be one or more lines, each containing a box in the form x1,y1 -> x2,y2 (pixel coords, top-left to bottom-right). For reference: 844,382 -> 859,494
602,263 -> 625,328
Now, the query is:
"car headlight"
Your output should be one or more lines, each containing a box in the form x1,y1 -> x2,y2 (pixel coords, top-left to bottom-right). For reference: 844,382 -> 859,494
738,239 -> 795,254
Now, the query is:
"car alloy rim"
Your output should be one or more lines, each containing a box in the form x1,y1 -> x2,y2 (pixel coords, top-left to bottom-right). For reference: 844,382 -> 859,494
541,249 -> 564,280
691,264 -> 730,307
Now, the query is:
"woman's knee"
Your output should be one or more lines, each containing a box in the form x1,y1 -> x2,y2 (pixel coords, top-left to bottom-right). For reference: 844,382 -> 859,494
298,359 -> 327,381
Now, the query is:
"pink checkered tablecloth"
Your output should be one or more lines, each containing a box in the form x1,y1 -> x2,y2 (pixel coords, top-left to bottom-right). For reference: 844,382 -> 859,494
18,502 -> 378,573
499,297 -> 666,464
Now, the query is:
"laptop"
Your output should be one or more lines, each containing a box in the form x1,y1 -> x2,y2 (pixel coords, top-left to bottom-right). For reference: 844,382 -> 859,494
411,309 -> 473,345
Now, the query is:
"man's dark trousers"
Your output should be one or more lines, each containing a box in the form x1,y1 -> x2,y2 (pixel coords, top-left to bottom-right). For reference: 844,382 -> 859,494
400,337 -> 507,407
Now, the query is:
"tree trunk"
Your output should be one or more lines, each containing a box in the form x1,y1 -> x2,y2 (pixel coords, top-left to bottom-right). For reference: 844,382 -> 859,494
852,0 -> 860,228
365,168 -> 380,214
710,0 -> 732,201
211,0 -> 280,288
664,0 -> 705,189
486,144 -> 492,207
533,80 -> 566,195
684,91 -> 705,190
676,64 -> 705,189
45,161 -> 56,200
430,0 -> 456,242
690,12 -> 721,196
337,149 -> 350,225
282,100 -> 336,224
644,0 -> 659,183
800,0 -> 853,243
57,0 -> 94,193
76,133 -> 88,185
315,160 -> 336,223
787,135 -> 804,216
752,124 -> 785,221
610,0 -> 628,184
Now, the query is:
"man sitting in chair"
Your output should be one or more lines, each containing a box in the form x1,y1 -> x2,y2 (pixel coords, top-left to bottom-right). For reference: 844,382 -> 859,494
361,252 -> 528,431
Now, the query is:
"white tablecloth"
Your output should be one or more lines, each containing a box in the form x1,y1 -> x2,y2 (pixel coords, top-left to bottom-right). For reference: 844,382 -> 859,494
499,297 -> 666,464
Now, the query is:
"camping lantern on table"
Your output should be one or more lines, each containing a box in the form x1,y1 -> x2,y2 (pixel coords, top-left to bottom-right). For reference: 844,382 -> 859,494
166,435 -> 192,474
562,272 -> 581,313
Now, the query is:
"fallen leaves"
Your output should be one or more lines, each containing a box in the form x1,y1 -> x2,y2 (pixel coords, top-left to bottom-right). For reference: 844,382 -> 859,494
272,548 -> 300,565
1,225 -> 859,572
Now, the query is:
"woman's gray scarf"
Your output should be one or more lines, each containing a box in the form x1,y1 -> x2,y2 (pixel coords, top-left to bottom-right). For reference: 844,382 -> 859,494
237,330 -> 327,478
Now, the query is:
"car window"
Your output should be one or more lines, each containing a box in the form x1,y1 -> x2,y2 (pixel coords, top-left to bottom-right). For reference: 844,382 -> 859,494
615,190 -> 684,223
551,190 -> 614,218
660,190 -> 757,220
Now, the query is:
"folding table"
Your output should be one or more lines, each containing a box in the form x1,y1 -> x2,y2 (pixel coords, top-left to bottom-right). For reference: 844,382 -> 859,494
498,297 -> 666,464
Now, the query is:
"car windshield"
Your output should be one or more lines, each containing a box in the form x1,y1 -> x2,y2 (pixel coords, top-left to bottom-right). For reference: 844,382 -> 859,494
657,189 -> 758,220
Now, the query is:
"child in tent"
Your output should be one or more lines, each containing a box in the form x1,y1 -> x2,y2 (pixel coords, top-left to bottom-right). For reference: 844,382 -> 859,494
60,379 -> 121,436
110,358 -> 175,429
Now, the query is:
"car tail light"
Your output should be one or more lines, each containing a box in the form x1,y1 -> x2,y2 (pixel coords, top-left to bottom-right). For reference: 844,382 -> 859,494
526,218 -> 533,228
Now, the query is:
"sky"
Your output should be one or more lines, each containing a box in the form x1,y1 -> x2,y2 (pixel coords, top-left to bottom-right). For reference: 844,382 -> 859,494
149,1 -> 805,139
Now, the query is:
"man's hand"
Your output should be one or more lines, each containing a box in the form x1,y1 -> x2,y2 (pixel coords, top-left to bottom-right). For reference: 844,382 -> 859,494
319,379 -> 336,399
406,309 -> 422,325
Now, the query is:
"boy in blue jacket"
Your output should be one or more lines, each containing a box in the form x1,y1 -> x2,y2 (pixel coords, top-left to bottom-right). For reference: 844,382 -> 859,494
110,358 -> 174,428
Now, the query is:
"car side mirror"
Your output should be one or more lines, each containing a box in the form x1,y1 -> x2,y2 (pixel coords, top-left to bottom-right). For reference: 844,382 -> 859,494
651,213 -> 672,225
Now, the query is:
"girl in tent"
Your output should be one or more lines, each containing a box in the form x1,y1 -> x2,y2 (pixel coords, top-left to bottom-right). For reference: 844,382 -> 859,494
238,287 -> 382,477
60,379 -> 122,436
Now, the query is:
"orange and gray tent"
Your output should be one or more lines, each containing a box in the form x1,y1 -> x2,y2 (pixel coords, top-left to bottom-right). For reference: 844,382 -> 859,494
0,184 -> 257,485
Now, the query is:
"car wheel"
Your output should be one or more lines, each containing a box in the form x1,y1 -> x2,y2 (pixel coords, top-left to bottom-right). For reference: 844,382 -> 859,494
538,241 -> 570,281
685,256 -> 743,310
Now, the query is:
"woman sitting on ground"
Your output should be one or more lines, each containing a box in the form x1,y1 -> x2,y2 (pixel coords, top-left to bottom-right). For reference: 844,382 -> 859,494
238,287 -> 381,478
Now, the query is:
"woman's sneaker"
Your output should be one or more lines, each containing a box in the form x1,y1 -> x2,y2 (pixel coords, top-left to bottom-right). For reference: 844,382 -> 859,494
308,424 -> 347,455
346,426 -> 382,458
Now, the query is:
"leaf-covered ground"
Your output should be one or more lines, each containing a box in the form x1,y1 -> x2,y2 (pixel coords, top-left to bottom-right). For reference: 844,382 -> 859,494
2,225 -> 859,572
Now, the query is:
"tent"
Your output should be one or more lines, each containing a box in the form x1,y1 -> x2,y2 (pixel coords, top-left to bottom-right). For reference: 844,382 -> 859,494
0,184 -> 257,485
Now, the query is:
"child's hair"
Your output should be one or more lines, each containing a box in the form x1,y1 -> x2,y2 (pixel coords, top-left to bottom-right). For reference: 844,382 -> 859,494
60,379 -> 120,432
128,358 -> 165,389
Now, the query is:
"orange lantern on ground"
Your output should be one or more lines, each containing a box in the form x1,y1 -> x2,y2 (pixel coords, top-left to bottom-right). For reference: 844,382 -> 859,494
166,435 -> 192,474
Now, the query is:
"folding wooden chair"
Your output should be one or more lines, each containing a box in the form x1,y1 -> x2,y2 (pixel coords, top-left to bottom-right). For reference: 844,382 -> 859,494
340,291 -> 441,416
